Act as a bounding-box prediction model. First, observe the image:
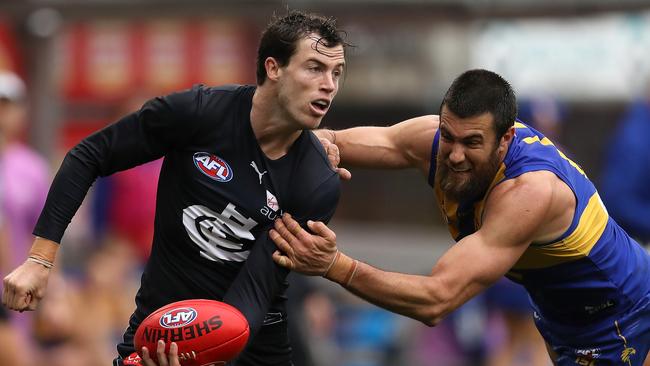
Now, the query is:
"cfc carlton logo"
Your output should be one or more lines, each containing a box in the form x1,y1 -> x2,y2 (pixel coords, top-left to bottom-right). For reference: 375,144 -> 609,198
193,152 -> 233,182
159,307 -> 198,328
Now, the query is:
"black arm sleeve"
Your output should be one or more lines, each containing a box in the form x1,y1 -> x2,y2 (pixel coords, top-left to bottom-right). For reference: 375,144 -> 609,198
222,173 -> 339,341
33,87 -> 205,243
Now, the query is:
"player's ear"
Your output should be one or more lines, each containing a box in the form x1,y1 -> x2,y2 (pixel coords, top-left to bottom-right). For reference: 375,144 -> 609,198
498,126 -> 515,153
264,57 -> 282,82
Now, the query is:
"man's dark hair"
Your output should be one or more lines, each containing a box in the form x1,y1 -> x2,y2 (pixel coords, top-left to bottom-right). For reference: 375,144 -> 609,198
256,10 -> 347,85
440,69 -> 517,140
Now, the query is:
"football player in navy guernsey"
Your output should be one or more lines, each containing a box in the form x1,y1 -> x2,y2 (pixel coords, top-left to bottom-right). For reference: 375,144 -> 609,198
2,10 -> 348,366
271,69 -> 650,365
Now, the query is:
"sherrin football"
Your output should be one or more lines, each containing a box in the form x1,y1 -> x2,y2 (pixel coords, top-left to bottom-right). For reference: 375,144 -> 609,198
134,299 -> 250,366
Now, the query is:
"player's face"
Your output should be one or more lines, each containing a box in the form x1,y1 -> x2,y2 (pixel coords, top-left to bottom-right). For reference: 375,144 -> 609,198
436,106 -> 504,202
276,34 -> 345,130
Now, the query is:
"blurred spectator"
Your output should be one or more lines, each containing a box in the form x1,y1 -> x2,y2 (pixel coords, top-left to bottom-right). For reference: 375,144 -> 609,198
286,274 -> 336,366
335,292 -> 409,366
599,98 -> 650,245
0,70 -> 50,366
518,95 -> 566,145
92,92 -> 161,263
1,205 -> 29,366
0,71 -> 50,271
33,238 -> 139,366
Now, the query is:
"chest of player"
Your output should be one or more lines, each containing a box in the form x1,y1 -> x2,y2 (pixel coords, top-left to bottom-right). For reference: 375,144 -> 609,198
435,192 -> 486,241
155,145 -> 290,263
173,146 -> 286,223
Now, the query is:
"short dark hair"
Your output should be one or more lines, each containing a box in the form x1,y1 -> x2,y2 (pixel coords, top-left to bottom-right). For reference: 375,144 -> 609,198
440,69 -> 517,140
256,10 -> 347,85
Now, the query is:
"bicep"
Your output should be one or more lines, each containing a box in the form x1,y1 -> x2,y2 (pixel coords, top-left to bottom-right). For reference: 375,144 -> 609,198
431,177 -> 553,305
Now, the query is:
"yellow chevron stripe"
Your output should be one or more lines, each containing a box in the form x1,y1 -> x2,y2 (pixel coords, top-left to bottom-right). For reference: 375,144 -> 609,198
511,192 -> 608,270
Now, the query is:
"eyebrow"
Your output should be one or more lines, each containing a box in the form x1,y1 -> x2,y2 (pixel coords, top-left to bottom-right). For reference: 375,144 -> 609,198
306,58 -> 346,68
440,125 -> 483,141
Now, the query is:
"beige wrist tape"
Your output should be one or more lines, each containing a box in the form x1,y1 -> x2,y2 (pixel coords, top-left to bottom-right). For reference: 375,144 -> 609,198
323,252 -> 359,286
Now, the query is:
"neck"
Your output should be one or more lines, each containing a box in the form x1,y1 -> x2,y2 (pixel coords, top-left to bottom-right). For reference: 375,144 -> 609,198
250,86 -> 302,160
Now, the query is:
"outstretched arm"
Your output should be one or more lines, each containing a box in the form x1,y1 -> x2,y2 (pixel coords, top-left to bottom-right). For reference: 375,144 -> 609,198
271,172 -> 558,325
3,88 -> 205,312
316,115 -> 439,174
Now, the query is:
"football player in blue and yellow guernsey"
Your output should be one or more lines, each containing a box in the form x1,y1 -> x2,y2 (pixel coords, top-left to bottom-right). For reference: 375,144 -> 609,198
271,69 -> 650,365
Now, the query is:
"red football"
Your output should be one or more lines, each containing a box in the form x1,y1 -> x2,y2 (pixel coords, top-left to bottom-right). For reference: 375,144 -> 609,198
134,299 -> 249,366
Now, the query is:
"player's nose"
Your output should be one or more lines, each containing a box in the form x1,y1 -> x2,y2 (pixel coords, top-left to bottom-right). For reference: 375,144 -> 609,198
448,143 -> 466,164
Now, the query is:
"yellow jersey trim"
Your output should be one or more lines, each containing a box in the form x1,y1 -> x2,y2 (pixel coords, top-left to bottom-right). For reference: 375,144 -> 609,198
512,192 -> 608,270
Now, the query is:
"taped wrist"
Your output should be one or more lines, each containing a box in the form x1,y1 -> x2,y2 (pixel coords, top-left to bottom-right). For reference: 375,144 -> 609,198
323,252 -> 359,286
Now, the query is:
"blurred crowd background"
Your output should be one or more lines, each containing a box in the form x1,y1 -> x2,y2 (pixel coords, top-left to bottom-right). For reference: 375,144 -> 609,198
1,1 -> 650,365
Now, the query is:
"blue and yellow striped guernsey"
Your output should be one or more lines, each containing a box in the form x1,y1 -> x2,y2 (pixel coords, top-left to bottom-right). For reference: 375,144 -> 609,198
428,121 -> 650,327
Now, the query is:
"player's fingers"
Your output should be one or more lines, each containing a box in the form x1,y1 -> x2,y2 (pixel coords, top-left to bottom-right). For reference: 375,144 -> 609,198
272,251 -> 294,270
328,143 -> 340,165
5,283 -> 17,311
269,229 -> 288,251
337,167 -> 352,181
274,218 -> 297,243
14,289 -> 30,312
270,229 -> 295,259
141,347 -> 154,366
169,342 -> 180,366
307,220 -> 336,242
1,277 -> 9,307
27,293 -> 39,311
156,340 -> 169,366
318,137 -> 332,150
282,214 -> 303,236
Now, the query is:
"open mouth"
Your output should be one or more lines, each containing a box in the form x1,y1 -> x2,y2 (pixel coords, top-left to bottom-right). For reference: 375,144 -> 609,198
310,99 -> 330,114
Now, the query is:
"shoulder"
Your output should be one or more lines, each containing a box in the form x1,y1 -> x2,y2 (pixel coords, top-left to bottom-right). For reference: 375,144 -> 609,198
484,170 -> 573,244
489,171 -> 556,207
482,171 -> 556,241
152,84 -> 254,115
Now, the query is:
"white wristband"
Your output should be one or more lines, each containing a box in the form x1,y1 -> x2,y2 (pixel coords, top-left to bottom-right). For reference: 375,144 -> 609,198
27,256 -> 54,269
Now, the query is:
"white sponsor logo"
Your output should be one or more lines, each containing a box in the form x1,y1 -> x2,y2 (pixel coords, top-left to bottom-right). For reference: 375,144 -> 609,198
182,204 -> 257,262
266,190 -> 279,212
250,161 -> 267,184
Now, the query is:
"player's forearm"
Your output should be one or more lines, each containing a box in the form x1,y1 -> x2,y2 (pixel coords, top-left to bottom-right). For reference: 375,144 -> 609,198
33,151 -> 99,243
325,253 -> 452,326
319,127 -> 411,169
29,237 -> 59,263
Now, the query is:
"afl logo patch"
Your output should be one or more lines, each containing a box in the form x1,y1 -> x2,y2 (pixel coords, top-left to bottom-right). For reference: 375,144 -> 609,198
159,307 -> 198,328
193,152 -> 233,182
